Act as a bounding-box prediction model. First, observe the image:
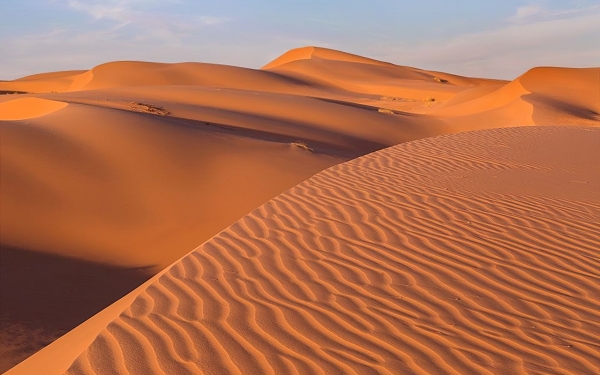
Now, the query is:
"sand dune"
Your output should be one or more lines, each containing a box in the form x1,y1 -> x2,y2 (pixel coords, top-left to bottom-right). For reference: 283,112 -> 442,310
0,97 -> 68,120
432,67 -> 600,129
262,47 -> 495,102
0,71 -> 91,93
262,46 -> 395,69
0,47 -> 598,373
8,126 -> 597,375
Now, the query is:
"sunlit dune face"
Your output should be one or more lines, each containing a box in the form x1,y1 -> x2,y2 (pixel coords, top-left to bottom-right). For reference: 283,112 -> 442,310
0,97 -> 68,121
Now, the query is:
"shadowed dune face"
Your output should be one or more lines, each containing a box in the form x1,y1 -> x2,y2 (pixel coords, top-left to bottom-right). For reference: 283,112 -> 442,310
0,246 -> 152,373
519,67 -> 600,112
0,105 -> 350,269
428,67 -> 600,130
520,67 -> 600,125
42,126 -> 598,375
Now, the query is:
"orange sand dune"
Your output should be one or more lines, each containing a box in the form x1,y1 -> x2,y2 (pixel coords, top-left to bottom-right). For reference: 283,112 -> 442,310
78,61 -> 335,94
262,46 -> 395,70
0,97 -> 67,120
262,47 -> 500,102
1,61 -> 325,95
1,47 -> 598,373
0,71 -> 91,93
519,67 -> 600,111
431,67 -> 600,129
519,67 -> 600,124
9,126 -> 598,375
13,70 -> 87,82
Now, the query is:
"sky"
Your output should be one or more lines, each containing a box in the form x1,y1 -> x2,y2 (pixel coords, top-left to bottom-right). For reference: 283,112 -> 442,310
1,0 -> 599,80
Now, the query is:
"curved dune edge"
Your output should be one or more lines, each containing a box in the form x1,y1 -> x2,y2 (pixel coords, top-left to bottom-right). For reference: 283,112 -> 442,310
0,97 -> 68,120
11,126 -> 599,375
261,46 -> 316,70
261,46 -> 392,70
14,70 -> 87,82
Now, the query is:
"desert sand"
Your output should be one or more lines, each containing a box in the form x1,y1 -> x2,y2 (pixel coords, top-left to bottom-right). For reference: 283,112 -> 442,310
1,47 -> 598,374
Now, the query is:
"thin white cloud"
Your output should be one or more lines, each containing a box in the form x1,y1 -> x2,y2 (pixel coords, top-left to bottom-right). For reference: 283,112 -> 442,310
67,0 -> 129,21
386,4 -> 600,78
198,16 -> 229,26
510,2 -> 599,22
512,5 -> 545,21
62,0 -> 228,38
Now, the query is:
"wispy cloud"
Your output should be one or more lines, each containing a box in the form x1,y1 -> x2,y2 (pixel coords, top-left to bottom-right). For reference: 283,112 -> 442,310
511,4 -> 545,21
198,16 -> 229,26
510,2 -> 598,22
0,1 -> 232,79
66,0 -> 136,23
62,0 -> 229,41
386,4 -> 600,78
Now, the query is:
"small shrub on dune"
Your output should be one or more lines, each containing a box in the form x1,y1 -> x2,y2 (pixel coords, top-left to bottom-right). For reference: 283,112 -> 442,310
128,102 -> 169,116
433,76 -> 448,83
424,97 -> 436,107
290,141 -> 314,152
378,108 -> 395,114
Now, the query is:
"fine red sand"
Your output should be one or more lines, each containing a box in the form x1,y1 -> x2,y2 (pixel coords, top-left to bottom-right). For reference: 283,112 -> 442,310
0,47 -> 598,374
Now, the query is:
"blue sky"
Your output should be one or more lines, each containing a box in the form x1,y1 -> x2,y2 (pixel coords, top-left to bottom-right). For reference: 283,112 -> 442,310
1,0 -> 599,80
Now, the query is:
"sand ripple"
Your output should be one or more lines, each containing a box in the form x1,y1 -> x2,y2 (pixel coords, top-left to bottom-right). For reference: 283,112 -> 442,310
66,127 -> 599,374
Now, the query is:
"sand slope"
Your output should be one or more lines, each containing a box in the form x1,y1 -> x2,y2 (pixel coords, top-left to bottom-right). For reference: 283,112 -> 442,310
9,126 -> 595,375
1,47 -> 598,373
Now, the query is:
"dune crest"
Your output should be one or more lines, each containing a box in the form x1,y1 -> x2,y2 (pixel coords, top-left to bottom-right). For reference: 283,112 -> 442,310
261,46 -> 393,70
9,126 -> 595,375
261,46 -> 316,70
0,97 -> 68,120
0,71 -> 92,93
14,70 -> 87,82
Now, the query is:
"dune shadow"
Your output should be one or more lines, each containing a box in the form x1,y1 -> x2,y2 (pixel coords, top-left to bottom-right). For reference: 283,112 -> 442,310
0,91 -> 28,95
0,245 -> 154,373
524,93 -> 600,122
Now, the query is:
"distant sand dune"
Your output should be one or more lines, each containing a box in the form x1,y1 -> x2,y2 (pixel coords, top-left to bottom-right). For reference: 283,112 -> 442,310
262,47 -> 489,102
0,71 -> 92,93
262,46 -> 394,70
14,70 -> 87,82
22,126 -> 594,375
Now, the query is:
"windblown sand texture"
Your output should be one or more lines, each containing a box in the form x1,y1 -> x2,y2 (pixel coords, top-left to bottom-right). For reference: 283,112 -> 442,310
1,47 -> 599,373
11,126 -> 599,375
